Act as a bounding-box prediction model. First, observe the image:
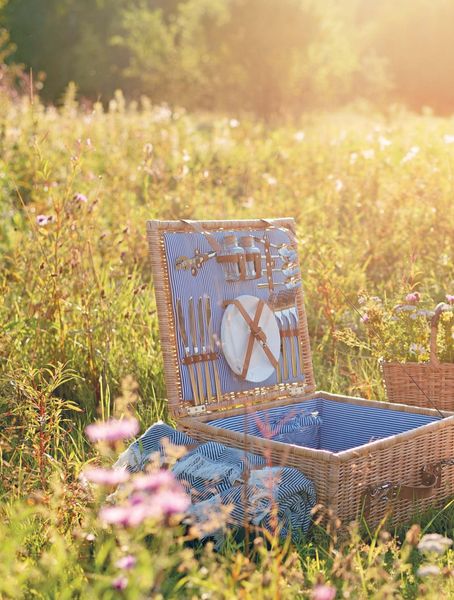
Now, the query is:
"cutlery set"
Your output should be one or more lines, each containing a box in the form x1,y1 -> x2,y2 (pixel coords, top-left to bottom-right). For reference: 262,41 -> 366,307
269,288 -> 305,383
176,296 -> 222,404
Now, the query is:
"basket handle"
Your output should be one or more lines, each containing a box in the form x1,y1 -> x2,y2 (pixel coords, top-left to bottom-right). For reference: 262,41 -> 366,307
429,302 -> 453,365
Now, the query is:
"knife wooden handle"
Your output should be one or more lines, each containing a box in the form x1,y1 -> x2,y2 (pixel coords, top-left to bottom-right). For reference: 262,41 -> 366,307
187,360 -> 200,405
212,360 -> 222,403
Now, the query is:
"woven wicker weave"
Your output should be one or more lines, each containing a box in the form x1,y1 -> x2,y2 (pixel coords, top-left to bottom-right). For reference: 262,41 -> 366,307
147,218 -> 454,528
382,303 -> 454,411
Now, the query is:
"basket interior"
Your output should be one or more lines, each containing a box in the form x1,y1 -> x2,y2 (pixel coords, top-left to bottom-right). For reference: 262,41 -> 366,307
208,399 -> 439,453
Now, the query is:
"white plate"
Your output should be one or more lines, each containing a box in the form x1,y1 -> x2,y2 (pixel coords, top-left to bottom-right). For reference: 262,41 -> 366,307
221,295 -> 281,383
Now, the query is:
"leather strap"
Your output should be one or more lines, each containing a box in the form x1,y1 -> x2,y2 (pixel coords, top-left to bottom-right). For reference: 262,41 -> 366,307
180,219 -> 223,254
362,464 -> 442,518
225,298 -> 279,379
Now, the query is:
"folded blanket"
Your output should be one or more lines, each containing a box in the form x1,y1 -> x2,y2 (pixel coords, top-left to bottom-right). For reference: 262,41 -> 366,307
114,422 -> 196,472
115,422 -> 316,542
186,466 -> 316,544
172,441 -> 266,501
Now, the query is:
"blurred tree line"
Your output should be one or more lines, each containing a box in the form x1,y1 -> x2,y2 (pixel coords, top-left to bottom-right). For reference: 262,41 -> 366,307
1,0 -> 454,117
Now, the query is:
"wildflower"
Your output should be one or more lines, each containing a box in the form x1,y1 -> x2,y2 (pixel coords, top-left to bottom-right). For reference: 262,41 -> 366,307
349,152 -> 358,164
446,294 -> 454,305
229,118 -> 240,128
378,135 -> 392,149
153,488 -> 190,517
405,292 -> 420,304
36,214 -> 53,226
402,145 -> 420,163
409,343 -> 426,356
85,418 -> 139,443
362,149 -> 375,160
112,575 -> 128,591
417,533 -> 453,555
81,467 -> 129,486
405,523 -> 421,546
132,470 -> 176,492
443,134 -> 454,144
73,192 -> 87,203
294,130 -> 305,142
334,179 -> 344,192
115,555 -> 136,570
361,314 -> 369,323
99,505 -> 132,527
263,173 -> 277,186
417,564 -> 441,577
312,584 -> 336,600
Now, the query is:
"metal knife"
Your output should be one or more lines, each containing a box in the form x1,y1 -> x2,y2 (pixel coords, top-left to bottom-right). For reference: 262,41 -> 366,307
283,312 -> 297,378
206,296 -> 222,402
188,296 -> 205,403
290,309 -> 304,375
176,298 -> 199,405
276,312 -> 288,381
198,296 -> 213,402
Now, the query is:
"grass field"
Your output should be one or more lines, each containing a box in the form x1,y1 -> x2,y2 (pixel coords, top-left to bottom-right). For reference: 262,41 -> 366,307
1,91 -> 454,598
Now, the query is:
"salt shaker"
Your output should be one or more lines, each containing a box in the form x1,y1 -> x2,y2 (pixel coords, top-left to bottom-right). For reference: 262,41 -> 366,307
221,233 -> 245,281
240,235 -> 261,279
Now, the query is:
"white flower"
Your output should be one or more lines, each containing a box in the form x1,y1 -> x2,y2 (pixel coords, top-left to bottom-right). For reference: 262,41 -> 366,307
443,134 -> 454,144
350,152 -> 358,165
417,564 -> 441,577
229,118 -> 240,128
294,130 -> 305,142
378,135 -> 392,149
335,179 -> 344,192
418,533 -> 453,555
263,173 -> 277,186
401,146 -> 420,164
362,149 -> 375,160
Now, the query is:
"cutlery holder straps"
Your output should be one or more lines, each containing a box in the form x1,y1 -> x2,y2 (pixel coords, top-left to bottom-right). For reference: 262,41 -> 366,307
224,298 -> 279,379
182,351 -> 218,365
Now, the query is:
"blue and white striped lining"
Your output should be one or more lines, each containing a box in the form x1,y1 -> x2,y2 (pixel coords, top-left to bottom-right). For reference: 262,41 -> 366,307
209,398 -> 438,453
163,228 -> 305,402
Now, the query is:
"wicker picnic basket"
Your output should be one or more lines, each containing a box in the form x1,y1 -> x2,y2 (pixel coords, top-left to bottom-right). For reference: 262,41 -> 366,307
147,218 -> 454,528
382,303 -> 454,411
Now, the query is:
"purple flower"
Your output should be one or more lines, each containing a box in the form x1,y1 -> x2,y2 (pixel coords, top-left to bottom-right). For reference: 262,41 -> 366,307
405,292 -> 420,304
446,294 -> 454,305
112,575 -> 128,591
115,555 -> 136,570
312,585 -> 336,600
85,418 -> 139,443
361,313 -> 369,323
82,467 -> 129,486
36,214 -> 53,226
73,192 -> 88,203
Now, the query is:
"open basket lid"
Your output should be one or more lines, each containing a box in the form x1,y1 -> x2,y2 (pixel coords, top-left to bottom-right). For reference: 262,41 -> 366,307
147,218 -> 316,419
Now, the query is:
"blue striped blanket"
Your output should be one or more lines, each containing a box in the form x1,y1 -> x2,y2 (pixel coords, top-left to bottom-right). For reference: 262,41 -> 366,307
115,422 -> 316,542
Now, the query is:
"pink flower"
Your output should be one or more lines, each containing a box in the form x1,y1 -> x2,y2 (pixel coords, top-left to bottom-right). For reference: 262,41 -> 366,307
73,192 -> 88,203
153,488 -> 190,516
112,575 -> 128,591
115,555 -> 136,570
446,294 -> 454,305
313,584 -> 336,600
36,214 -> 53,226
361,313 -> 369,323
132,470 -> 176,492
99,505 -> 132,527
85,418 -> 139,443
82,467 -> 129,486
405,292 -> 420,304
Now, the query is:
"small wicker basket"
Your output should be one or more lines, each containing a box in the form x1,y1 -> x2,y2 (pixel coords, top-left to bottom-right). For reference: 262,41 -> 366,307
382,303 -> 454,412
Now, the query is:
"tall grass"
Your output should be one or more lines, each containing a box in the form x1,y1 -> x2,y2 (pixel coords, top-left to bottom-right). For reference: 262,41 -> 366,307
1,91 -> 454,597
